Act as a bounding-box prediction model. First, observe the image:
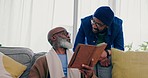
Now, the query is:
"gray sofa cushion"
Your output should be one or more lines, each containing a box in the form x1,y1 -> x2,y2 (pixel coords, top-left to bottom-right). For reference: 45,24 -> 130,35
30,52 -> 47,66
0,47 -> 34,78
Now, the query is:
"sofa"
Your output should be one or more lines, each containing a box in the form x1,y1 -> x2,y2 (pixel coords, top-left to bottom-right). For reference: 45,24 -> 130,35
1,46 -> 148,78
111,48 -> 148,78
0,46 -> 46,78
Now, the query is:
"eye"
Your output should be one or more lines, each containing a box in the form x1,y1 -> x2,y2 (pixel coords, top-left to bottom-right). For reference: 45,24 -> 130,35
61,32 -> 65,35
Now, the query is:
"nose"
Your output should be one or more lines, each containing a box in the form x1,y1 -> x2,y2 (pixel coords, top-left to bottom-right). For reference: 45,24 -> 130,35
66,33 -> 71,42
65,32 -> 71,38
92,24 -> 98,30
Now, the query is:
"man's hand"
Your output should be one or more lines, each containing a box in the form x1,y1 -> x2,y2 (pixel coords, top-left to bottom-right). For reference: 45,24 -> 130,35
99,51 -> 107,60
80,59 -> 95,78
99,50 -> 111,67
100,57 -> 110,67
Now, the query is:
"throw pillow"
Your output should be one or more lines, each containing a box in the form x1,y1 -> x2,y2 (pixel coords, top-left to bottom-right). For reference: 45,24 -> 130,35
111,48 -> 148,78
0,52 -> 27,78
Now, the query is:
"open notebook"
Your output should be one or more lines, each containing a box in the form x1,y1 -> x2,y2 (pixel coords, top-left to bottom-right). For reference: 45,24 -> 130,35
68,43 -> 107,69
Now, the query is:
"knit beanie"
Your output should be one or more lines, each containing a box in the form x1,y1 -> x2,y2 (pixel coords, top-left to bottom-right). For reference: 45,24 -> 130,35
93,6 -> 114,26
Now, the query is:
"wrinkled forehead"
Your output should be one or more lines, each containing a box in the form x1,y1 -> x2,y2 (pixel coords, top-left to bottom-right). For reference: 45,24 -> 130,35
48,27 -> 66,37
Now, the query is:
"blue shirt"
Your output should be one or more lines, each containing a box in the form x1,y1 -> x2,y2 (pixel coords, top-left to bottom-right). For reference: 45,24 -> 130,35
58,54 -> 68,77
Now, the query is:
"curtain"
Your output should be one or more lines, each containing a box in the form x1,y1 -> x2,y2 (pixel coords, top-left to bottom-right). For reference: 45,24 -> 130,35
1,0 -> 148,52
0,0 -> 74,52
77,0 -> 148,51
0,0 -> 33,47
116,0 -> 148,50
0,0 -> 55,52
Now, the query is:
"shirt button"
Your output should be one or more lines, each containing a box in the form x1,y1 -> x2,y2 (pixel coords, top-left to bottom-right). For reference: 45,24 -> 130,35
93,41 -> 95,43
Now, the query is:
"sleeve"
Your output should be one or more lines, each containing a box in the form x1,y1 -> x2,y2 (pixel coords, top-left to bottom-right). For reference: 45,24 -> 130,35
29,56 -> 49,78
81,72 -> 98,78
113,17 -> 124,51
91,74 -> 98,78
73,19 -> 86,52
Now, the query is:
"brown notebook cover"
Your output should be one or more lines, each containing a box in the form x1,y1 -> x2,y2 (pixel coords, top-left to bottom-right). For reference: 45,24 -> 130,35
68,43 -> 107,69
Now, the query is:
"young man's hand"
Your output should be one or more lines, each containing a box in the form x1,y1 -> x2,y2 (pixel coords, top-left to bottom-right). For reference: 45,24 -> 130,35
99,50 -> 111,67
100,57 -> 110,67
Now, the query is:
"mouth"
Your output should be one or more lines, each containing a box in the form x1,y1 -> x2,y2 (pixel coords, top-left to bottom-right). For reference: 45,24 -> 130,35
67,39 -> 71,43
92,28 -> 98,33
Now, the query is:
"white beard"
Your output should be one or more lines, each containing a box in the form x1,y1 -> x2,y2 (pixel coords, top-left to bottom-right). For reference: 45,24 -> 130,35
59,38 -> 72,49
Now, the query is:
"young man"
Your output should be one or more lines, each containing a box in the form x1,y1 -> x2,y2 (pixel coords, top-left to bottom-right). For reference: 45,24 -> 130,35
29,27 -> 97,78
73,6 -> 124,78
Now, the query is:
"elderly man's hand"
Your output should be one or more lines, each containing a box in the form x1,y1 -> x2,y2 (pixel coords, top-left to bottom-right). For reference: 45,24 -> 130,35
80,59 -> 95,78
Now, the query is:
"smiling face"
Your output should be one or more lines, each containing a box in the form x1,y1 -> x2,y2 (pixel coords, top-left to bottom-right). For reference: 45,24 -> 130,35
91,17 -> 108,33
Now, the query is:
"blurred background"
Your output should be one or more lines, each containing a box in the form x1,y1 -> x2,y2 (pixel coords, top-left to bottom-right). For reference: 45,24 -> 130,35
0,0 -> 148,52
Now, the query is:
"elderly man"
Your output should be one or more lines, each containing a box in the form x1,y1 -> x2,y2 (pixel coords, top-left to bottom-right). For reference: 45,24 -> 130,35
29,27 -> 97,78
